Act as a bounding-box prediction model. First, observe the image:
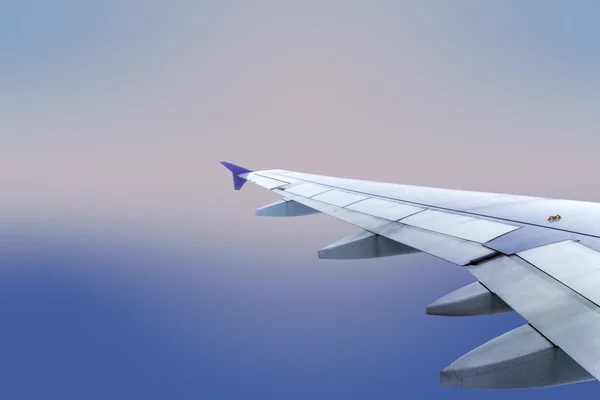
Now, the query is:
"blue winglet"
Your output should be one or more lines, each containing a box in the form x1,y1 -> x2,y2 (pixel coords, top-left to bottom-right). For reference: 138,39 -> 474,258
220,161 -> 253,190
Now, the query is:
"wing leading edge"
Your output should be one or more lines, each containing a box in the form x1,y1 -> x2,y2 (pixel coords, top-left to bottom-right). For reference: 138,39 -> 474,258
221,162 -> 600,389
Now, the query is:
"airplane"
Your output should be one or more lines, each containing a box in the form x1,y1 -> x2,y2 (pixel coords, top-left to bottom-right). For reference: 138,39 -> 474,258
221,161 -> 600,390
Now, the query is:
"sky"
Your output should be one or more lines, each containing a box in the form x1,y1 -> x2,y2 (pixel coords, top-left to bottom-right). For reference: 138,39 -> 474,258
2,1 -> 600,398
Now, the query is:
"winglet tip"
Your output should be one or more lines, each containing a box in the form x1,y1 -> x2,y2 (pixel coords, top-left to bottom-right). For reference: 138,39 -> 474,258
220,161 -> 253,190
220,161 -> 253,175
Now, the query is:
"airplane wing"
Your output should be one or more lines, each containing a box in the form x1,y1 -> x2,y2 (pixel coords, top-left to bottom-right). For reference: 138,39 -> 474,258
221,161 -> 600,390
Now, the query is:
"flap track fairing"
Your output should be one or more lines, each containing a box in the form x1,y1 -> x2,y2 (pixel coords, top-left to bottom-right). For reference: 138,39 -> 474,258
427,282 -> 512,317
255,199 -> 321,217
318,230 -> 420,260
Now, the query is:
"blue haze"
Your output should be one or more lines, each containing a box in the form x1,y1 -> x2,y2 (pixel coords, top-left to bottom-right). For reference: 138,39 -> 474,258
0,226 -> 596,398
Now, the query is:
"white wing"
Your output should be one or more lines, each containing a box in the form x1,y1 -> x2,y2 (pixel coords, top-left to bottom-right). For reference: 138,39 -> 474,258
222,162 -> 600,390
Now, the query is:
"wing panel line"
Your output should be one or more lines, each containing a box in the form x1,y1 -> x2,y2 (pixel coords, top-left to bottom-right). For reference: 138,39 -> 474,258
260,172 -> 600,241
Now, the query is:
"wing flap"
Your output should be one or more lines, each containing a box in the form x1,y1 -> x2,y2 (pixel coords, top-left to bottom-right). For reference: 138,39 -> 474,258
400,210 -> 519,243
517,240 -> 600,307
484,225 -> 574,254
469,255 -> 600,381
378,224 -> 497,266
346,198 -> 424,221
287,194 -> 393,233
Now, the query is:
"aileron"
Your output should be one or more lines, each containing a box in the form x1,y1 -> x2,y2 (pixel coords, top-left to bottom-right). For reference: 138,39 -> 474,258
284,183 -> 331,197
244,173 -> 288,189
401,210 -> 519,243
311,190 -> 368,207
346,198 -> 423,221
